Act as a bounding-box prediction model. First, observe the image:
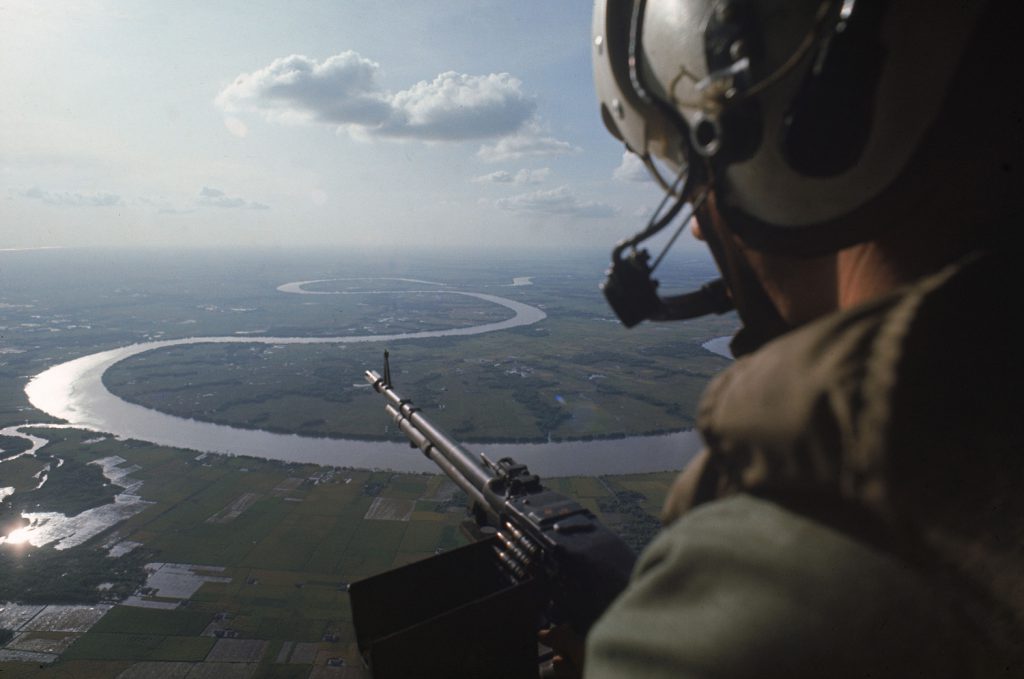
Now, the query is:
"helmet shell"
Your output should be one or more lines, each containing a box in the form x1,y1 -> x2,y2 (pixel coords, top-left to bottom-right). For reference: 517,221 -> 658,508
592,0 -> 688,172
595,0 -> 986,252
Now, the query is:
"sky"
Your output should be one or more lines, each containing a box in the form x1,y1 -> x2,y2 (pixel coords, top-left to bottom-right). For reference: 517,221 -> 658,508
0,0 -> 690,253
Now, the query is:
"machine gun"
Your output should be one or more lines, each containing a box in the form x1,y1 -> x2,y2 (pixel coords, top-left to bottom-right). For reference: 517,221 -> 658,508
348,352 -> 636,679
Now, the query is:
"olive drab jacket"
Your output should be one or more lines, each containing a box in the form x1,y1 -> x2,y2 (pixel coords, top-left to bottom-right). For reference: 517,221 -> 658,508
586,252 -> 1023,677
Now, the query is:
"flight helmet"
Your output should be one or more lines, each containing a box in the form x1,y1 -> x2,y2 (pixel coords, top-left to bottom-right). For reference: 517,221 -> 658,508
592,0 -> 989,348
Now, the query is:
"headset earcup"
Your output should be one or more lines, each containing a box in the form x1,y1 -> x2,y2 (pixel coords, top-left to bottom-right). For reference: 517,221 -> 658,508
781,2 -> 887,177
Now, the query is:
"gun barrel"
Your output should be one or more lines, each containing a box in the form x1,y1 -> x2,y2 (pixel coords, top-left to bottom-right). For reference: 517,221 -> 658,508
364,363 -> 636,633
384,404 -> 491,511
366,369 -> 495,508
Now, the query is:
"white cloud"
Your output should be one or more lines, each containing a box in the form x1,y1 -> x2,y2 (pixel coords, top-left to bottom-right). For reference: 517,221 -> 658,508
198,186 -> 269,210
379,72 -> 534,140
477,128 -> 579,162
496,186 -> 617,218
22,186 -> 121,207
472,167 -> 551,185
473,170 -> 515,183
223,116 -> 249,138
613,150 -> 650,182
216,52 -> 390,127
216,53 -> 534,141
138,196 -> 192,214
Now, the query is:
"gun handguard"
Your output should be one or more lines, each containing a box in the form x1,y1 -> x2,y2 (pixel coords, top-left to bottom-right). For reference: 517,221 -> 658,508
365,368 -> 636,634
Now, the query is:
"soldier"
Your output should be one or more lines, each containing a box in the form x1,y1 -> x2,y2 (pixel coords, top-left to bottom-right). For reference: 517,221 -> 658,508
584,0 -> 1023,676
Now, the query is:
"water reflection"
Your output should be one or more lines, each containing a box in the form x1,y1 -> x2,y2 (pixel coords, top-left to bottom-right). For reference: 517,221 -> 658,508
0,456 -> 150,550
0,425 -> 51,462
701,336 -> 735,360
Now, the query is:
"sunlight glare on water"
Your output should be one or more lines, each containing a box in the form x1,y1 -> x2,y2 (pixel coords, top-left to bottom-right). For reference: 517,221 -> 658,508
0,456 -> 151,550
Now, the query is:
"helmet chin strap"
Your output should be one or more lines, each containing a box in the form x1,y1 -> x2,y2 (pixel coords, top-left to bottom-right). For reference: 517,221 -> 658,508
692,195 -> 792,356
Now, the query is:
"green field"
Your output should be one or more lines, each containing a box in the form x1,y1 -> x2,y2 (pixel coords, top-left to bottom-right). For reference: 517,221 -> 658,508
0,426 -> 684,675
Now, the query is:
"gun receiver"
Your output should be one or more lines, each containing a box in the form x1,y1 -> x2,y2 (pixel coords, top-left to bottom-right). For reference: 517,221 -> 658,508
363,360 -> 635,632
350,353 -> 636,677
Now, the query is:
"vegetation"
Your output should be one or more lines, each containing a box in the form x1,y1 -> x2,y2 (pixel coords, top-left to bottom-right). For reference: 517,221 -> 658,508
0,543 -> 153,605
62,633 -> 216,662
101,274 -> 733,443
598,489 -> 663,552
6,449 -> 117,517
0,435 -> 32,459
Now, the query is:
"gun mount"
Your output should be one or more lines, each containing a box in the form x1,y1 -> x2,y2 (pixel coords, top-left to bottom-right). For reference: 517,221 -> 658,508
348,352 -> 635,678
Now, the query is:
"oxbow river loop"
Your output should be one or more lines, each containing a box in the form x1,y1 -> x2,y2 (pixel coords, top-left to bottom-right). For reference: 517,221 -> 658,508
22,280 -> 706,476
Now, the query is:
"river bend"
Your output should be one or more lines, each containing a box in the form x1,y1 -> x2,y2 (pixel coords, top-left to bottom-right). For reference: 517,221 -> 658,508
23,285 -> 703,476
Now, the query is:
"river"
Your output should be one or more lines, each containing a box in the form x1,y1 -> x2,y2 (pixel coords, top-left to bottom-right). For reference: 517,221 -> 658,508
21,285 -> 708,476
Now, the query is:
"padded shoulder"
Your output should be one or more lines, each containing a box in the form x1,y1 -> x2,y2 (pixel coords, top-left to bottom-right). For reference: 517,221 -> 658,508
585,494 -> 994,679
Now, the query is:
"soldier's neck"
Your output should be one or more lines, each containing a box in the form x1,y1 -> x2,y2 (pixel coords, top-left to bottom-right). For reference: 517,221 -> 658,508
836,242 -> 909,310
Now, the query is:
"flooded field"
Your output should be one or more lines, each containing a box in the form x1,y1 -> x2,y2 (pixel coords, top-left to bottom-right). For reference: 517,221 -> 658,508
0,603 -> 113,665
364,497 -> 415,521
0,456 -> 151,550
122,564 -> 232,609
